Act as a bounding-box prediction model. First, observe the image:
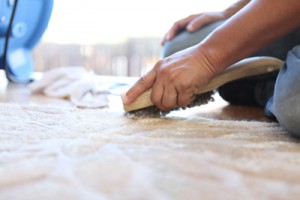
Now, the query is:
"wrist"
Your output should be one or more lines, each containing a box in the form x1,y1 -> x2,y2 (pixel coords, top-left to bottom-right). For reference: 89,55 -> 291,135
193,43 -> 227,77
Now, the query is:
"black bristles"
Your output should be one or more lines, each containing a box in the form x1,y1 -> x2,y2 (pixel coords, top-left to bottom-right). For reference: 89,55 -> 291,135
125,91 -> 215,117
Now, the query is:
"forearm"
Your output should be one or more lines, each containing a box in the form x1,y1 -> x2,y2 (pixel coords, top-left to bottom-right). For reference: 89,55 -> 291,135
223,0 -> 250,18
197,0 -> 300,74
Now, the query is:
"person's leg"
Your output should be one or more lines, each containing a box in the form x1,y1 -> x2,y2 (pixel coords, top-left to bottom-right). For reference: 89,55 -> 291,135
162,19 -> 300,107
163,21 -> 300,60
265,45 -> 300,137
218,28 -> 300,106
162,20 -> 226,58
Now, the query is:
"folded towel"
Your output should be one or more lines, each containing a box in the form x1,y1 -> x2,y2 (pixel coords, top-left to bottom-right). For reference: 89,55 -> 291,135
28,66 -> 109,108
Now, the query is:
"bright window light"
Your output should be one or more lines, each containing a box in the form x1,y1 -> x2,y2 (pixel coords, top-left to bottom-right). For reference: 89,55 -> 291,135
43,0 -> 237,44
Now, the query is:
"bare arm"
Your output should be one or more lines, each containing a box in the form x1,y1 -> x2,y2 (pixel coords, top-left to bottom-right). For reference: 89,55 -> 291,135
223,0 -> 250,18
125,0 -> 300,111
162,0 -> 250,44
198,0 -> 300,74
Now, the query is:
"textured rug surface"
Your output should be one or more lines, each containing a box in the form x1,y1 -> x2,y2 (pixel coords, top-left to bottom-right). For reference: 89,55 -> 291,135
0,103 -> 299,200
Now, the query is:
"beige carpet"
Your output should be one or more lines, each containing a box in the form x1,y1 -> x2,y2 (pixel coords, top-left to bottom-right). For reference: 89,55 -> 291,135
0,103 -> 299,200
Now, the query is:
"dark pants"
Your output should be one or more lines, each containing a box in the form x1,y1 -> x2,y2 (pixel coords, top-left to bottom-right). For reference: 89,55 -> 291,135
162,20 -> 300,136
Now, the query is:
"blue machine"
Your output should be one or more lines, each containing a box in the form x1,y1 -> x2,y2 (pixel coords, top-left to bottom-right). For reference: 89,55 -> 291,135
0,0 -> 53,83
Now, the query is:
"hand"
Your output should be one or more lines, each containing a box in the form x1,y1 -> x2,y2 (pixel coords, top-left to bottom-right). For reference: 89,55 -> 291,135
161,11 -> 226,45
124,46 -> 218,111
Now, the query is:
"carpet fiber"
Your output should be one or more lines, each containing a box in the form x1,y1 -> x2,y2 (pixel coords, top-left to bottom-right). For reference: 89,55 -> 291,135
0,103 -> 299,200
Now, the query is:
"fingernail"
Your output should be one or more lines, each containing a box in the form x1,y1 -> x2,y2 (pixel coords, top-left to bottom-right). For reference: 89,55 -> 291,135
166,33 -> 170,40
123,95 -> 130,105
187,25 -> 194,31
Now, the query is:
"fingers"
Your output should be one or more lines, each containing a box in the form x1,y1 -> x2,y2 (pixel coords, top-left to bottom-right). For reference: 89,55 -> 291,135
124,68 -> 157,105
161,12 -> 224,45
162,12 -> 224,45
151,73 -> 198,111
151,85 -> 197,111
177,92 -> 196,107
151,83 -> 178,111
187,14 -> 208,32
161,27 -> 178,46
161,15 -> 196,45
162,85 -> 178,110
187,12 -> 224,32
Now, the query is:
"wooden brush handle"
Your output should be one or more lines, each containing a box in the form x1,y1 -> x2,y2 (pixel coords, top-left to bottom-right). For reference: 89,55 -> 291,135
122,56 -> 283,112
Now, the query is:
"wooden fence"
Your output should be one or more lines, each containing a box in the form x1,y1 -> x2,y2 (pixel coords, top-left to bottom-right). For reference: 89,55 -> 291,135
32,37 -> 161,77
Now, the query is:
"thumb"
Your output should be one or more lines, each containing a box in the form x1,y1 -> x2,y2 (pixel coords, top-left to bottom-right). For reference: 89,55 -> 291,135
123,68 -> 157,105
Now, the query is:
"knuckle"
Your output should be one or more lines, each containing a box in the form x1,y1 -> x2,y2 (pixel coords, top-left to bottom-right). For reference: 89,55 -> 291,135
177,83 -> 198,98
150,93 -> 159,105
166,73 -> 177,84
177,94 -> 195,107
172,22 -> 180,29
137,76 -> 147,85
155,59 -> 163,68
161,103 -> 173,111
153,60 -> 163,72
187,14 -> 196,19
137,73 -> 153,88
177,95 -> 188,107
177,81 -> 192,91
160,66 -> 169,76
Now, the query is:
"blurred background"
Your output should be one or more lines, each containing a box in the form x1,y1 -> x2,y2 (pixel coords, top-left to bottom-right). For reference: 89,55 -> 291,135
32,0 -> 235,77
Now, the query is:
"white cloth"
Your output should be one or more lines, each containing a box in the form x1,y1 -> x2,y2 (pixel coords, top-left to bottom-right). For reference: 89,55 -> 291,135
28,66 -> 109,108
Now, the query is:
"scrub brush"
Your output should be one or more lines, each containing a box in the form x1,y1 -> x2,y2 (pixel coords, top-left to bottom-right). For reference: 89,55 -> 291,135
121,56 -> 283,116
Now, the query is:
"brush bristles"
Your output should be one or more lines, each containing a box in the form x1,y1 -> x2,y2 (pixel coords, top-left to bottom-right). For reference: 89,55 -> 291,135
125,91 -> 215,117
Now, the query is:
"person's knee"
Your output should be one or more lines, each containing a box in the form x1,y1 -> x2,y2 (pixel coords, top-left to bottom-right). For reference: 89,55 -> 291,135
269,45 -> 300,137
162,20 -> 226,58
162,40 -> 180,58
272,46 -> 300,137
273,96 -> 300,137
161,31 -> 198,58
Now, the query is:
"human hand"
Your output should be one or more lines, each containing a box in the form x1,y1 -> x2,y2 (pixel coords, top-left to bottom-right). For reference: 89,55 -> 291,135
161,11 -> 226,45
124,46 -> 218,111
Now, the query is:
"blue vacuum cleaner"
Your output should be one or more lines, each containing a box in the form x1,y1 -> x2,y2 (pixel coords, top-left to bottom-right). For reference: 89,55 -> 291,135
0,0 -> 53,83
